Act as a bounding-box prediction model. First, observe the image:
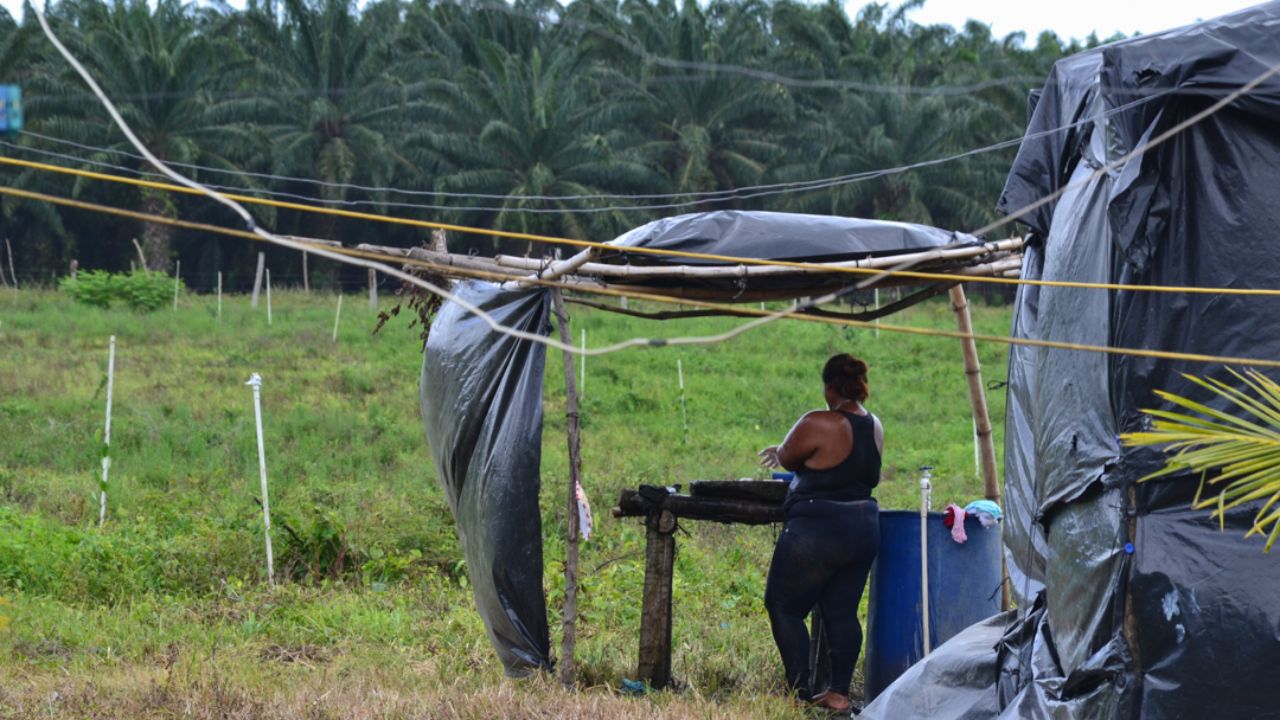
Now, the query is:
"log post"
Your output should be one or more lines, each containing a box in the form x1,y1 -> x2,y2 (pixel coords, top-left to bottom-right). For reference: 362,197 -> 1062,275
551,289 -> 583,686
948,284 -> 1009,610
368,268 -> 378,309
637,508 -> 677,689
251,252 -> 265,308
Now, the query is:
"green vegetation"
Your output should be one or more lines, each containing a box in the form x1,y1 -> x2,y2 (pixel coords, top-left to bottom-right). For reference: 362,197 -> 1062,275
0,289 -> 1010,717
59,269 -> 180,311
1122,369 -> 1280,552
0,0 -> 1103,280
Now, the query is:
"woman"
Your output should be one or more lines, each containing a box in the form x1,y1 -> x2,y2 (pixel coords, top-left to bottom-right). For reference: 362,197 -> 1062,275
757,353 -> 883,713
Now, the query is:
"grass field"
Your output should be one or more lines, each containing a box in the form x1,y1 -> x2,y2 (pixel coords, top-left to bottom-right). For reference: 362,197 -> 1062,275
0,287 -> 1012,718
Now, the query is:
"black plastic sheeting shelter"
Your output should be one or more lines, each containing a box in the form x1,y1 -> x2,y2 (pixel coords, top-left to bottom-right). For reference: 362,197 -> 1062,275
418,212 -> 961,676
864,4 -> 1280,718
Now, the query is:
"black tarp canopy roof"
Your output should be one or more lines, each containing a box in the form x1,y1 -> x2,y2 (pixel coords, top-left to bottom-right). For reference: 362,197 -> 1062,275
611,210 -> 976,263
864,2 -> 1280,718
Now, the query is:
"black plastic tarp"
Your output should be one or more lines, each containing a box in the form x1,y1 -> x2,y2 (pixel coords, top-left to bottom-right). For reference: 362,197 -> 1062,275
865,3 -> 1280,718
420,281 -> 553,675
418,213 -> 987,677
611,210 -> 972,263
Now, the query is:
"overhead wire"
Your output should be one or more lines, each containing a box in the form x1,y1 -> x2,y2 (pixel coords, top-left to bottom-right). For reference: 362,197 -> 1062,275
26,1 -> 1280,367
14,87 -> 1164,209
10,180 -> 1280,370
10,151 -> 1280,298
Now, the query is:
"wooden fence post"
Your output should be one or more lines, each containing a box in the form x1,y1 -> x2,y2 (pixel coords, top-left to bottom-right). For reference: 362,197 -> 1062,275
368,268 -> 377,309
551,290 -> 583,686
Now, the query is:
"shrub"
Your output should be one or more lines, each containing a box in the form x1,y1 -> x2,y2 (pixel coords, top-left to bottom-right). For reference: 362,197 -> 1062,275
59,269 -> 115,308
60,270 -> 180,312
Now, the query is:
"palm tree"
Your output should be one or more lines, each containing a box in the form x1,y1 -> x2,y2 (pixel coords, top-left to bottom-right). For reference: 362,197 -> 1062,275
239,0 -> 420,240
25,0 -> 261,270
411,37 -> 663,250
767,90 -> 1003,231
571,0 -> 792,208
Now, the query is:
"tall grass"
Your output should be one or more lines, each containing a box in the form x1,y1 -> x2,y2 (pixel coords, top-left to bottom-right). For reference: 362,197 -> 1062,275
0,288 -> 1011,717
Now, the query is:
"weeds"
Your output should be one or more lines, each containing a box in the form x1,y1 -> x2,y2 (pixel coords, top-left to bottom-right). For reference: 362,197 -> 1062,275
0,288 -> 1011,717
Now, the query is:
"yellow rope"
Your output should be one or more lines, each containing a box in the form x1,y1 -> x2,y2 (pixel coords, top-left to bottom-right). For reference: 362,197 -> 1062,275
9,183 -> 1279,370
7,153 -> 1280,298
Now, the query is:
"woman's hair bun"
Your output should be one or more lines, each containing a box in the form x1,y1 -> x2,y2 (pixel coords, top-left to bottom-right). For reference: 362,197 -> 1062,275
822,353 -> 870,402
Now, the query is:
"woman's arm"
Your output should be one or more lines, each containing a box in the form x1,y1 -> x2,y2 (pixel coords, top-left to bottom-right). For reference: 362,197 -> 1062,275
773,413 -> 821,471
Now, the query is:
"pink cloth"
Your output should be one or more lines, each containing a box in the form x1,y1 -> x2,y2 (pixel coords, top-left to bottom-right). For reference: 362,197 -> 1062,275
944,504 -> 968,544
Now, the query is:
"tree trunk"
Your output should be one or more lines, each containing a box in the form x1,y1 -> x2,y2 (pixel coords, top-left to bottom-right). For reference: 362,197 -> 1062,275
140,192 -> 175,272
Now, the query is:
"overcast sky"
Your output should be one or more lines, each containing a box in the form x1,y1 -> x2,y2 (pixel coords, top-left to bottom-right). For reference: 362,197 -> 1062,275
885,0 -> 1266,43
3,0 -> 1269,46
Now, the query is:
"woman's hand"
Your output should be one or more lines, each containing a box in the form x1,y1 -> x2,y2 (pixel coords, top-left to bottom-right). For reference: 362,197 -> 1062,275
757,445 -> 782,468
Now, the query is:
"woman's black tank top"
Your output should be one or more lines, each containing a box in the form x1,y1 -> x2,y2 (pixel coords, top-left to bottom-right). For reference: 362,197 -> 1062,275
785,410 -> 881,511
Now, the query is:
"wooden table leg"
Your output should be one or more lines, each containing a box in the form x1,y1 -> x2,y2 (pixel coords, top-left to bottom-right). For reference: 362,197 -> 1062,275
637,509 -> 677,688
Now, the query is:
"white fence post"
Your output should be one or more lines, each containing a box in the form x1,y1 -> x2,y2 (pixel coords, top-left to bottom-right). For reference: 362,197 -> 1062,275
172,260 -> 180,312
332,294 -> 343,342
99,336 -> 116,526
216,271 -> 223,321
677,359 -> 689,445
266,269 -> 273,326
246,373 -> 275,589
874,288 -> 881,339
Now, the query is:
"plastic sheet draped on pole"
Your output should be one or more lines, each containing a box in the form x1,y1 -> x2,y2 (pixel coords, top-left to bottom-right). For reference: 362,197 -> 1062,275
420,281 -> 553,675
862,3 -> 1280,718
418,214 -> 971,676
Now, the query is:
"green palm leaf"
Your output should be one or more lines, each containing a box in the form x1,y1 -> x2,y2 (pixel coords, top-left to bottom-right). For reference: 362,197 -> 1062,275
1121,369 -> 1280,551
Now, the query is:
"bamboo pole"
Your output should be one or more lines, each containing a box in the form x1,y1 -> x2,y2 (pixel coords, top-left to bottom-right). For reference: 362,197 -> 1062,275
948,285 -> 999,502
948,284 -> 1008,611
351,242 -> 1023,301
493,238 -> 1024,279
514,248 -> 598,288
551,289 -> 583,687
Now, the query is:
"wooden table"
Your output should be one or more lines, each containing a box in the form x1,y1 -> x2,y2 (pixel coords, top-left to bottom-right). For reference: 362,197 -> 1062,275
612,480 -> 792,689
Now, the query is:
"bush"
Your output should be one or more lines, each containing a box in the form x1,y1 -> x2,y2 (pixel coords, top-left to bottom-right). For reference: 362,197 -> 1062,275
60,270 -> 180,312
59,269 -> 115,308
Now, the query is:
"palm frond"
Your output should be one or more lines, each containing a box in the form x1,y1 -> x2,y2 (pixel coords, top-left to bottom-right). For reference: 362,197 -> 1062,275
1121,369 -> 1280,552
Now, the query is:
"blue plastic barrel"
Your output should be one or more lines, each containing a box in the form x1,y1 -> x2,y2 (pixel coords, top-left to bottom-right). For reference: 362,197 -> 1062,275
864,510 -> 1002,700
